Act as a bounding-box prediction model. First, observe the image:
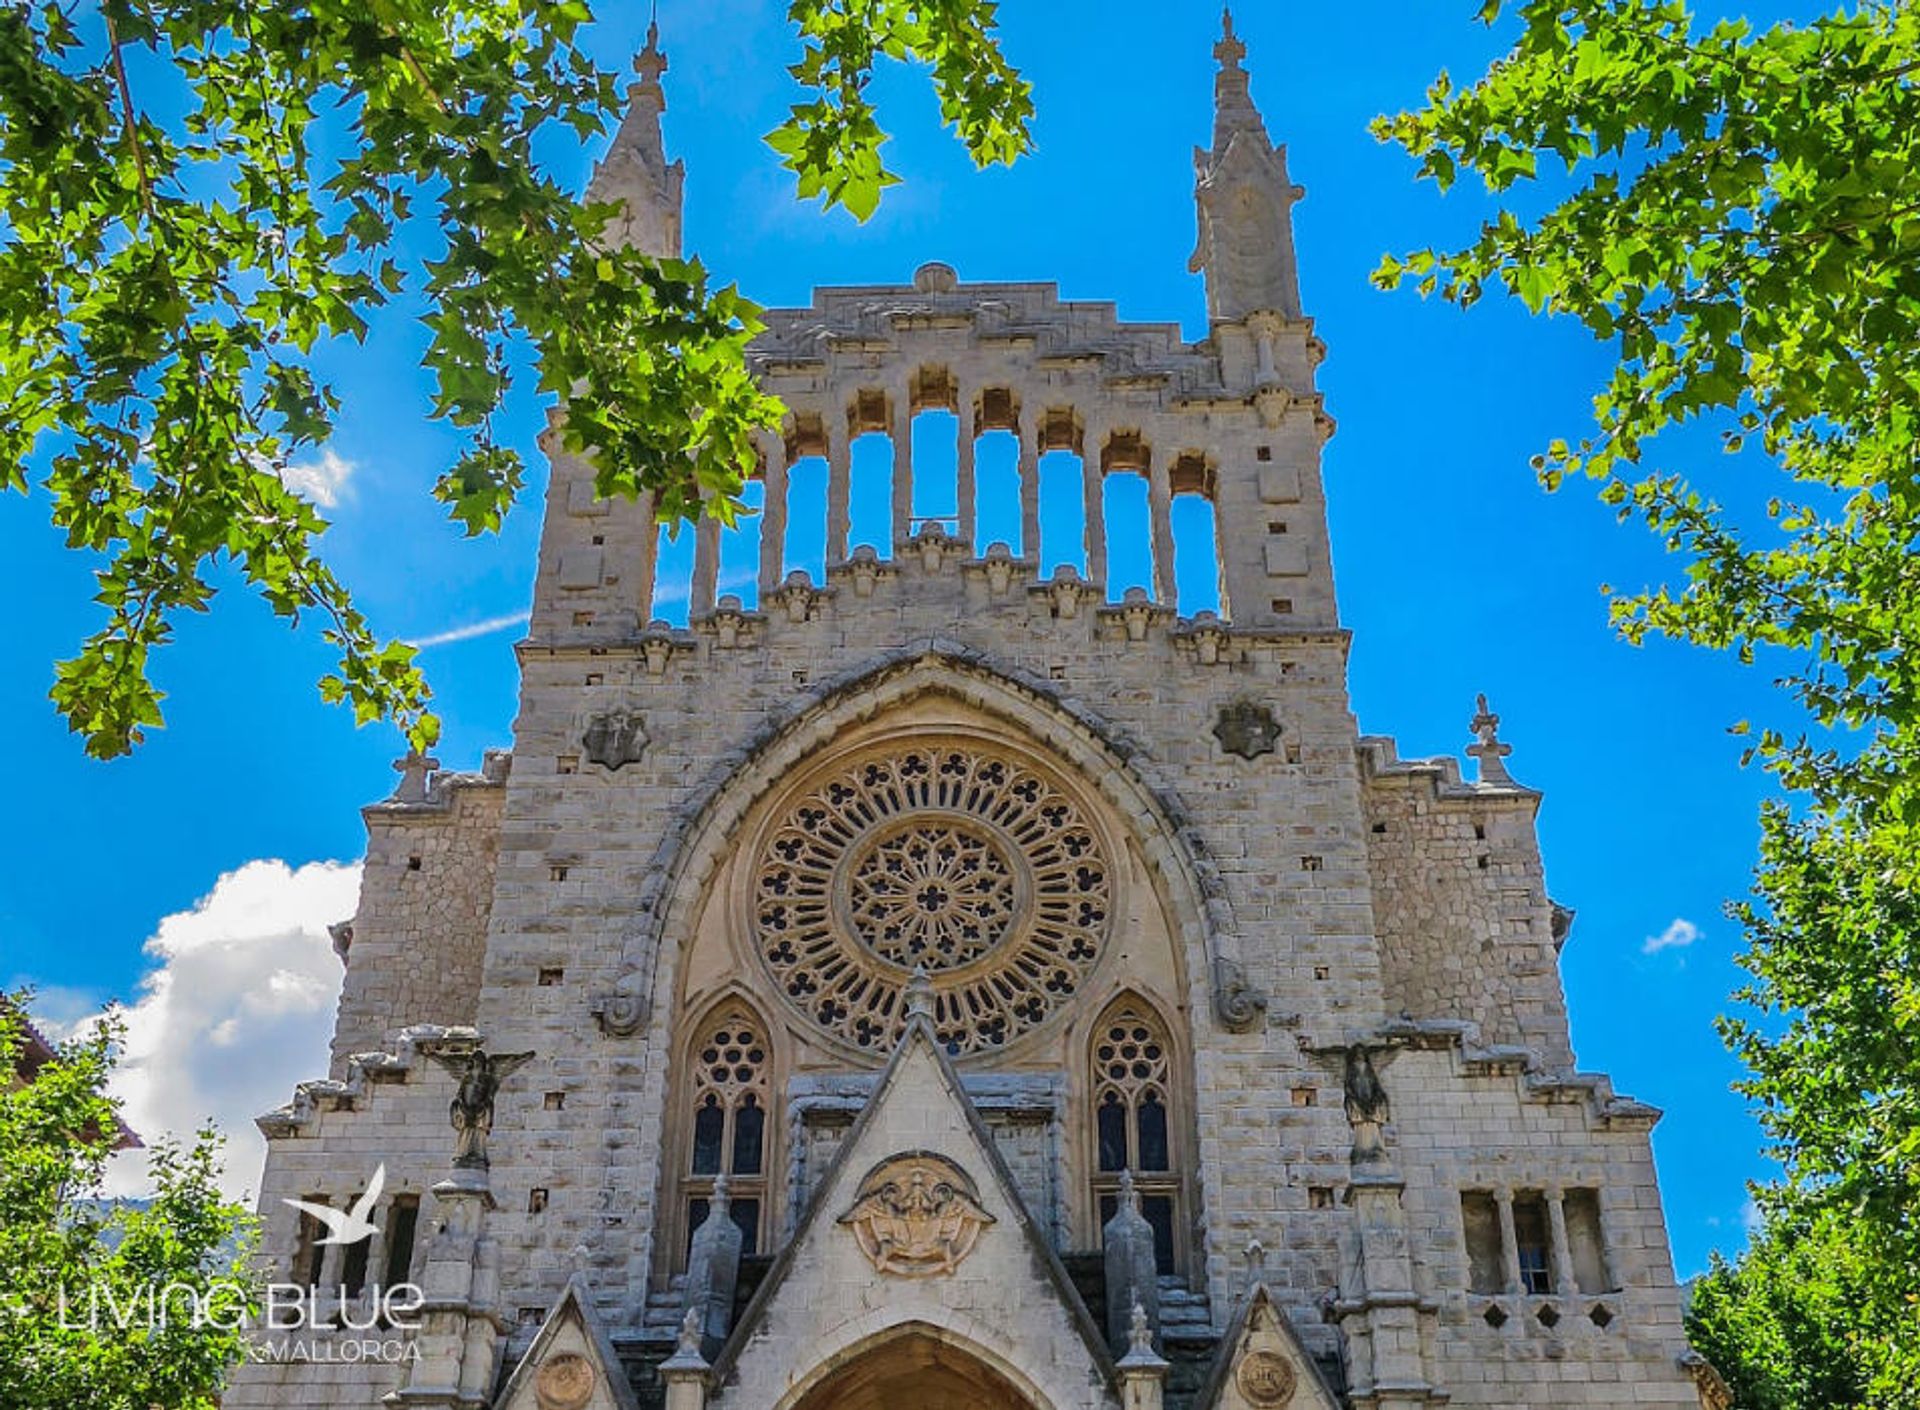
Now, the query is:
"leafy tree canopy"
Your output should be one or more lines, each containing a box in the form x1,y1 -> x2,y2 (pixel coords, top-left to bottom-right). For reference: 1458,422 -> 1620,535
1376,2 -> 1919,1391
1685,1203 -> 1920,1409
0,0 -> 1032,757
0,998 -> 256,1409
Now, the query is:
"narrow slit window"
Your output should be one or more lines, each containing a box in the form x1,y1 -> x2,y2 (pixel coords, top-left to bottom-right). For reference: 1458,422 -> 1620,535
1102,471 -> 1152,601
1564,1189 -> 1611,1293
910,410 -> 960,532
783,454 -> 829,586
847,431 -> 894,558
715,477 -> 765,609
1090,996 -> 1183,1275
652,521 -> 696,627
1171,492 -> 1224,616
382,1195 -> 420,1289
1037,449 -> 1088,577
1461,1191 -> 1505,1294
1513,1193 -> 1553,1294
973,429 -> 1022,555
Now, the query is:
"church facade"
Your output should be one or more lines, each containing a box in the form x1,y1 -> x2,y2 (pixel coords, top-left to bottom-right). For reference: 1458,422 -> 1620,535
225,18 -> 1723,1410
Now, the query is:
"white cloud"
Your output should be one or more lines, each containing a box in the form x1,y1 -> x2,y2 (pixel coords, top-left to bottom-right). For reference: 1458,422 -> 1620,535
94,859 -> 361,1202
278,448 -> 357,507
1642,917 -> 1702,955
408,610 -> 531,650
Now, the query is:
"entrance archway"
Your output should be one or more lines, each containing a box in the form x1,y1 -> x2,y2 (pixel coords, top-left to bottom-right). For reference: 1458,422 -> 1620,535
788,1330 -> 1038,1410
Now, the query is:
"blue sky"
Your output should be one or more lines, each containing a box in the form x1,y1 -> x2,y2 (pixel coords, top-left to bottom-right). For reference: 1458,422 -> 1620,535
0,1 -> 1817,1270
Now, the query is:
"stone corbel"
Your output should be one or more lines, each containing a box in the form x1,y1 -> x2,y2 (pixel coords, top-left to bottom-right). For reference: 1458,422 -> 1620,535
591,970 -> 650,1038
1176,612 -> 1233,666
1211,957 -> 1268,1033
702,596 -> 756,649
769,572 -> 828,624
639,621 -> 683,677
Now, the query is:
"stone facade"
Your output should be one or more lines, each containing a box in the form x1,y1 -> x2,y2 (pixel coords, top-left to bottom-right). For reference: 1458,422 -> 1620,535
224,16 -> 1711,1410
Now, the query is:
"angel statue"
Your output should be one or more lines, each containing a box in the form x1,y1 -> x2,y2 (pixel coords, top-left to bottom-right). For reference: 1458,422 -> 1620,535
427,1047 -> 537,1169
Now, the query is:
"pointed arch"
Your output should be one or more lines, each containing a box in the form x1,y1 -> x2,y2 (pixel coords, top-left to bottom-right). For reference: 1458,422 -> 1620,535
1086,990 -> 1190,1275
664,989 -> 781,1268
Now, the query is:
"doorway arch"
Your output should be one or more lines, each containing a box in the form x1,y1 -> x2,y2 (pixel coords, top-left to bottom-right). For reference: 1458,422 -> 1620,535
784,1327 -> 1043,1410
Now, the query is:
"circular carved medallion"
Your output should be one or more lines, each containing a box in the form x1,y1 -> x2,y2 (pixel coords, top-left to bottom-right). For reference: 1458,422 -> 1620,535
752,744 -> 1111,1058
1236,1351 -> 1297,1406
534,1352 -> 596,1410
838,1151 -> 995,1276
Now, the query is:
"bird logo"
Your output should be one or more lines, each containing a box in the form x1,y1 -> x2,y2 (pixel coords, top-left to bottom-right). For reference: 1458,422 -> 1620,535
282,1164 -> 387,1246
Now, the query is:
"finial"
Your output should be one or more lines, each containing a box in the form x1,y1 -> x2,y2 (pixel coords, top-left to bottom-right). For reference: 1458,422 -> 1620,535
1128,1296 -> 1154,1356
709,1172 -> 731,1213
1467,693 -> 1514,785
677,1304 -> 702,1356
905,964 -> 936,1020
635,11 -> 668,86
1118,1167 -> 1140,1210
1215,7 -> 1247,68
390,748 -> 440,803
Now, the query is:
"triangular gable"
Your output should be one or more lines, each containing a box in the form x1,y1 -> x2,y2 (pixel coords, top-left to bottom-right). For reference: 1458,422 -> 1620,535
708,1017 -> 1116,1409
1192,1284 -> 1342,1410
494,1275 -> 641,1410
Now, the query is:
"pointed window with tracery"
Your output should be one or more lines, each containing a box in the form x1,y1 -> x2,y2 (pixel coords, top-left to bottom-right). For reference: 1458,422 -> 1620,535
681,1005 -> 771,1262
1091,997 -> 1182,1273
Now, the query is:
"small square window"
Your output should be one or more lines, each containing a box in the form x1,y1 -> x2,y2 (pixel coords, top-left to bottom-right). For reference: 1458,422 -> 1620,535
584,673 -> 603,687
538,967 -> 564,987
528,1188 -> 549,1214
1313,966 -> 1329,981
572,611 -> 594,627
1301,855 -> 1323,871
1291,1087 -> 1316,1107
557,755 -> 579,775
1256,446 -> 1273,462
544,1091 -> 565,1111
550,864 -> 570,882
1308,1186 -> 1335,1210
1271,598 -> 1294,614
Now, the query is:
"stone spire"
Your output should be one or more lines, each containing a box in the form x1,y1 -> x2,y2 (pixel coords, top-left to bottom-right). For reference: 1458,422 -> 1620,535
1189,9 -> 1304,323
586,18 -> 685,257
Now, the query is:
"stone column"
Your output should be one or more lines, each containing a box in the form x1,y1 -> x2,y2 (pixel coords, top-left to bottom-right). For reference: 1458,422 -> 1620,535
1496,1189 -> 1524,1296
891,386 -> 914,546
633,489 -> 661,624
390,1167 -> 501,1409
1546,1188 -> 1577,1298
826,432 -> 851,564
690,514 -> 720,616
757,433 -> 789,596
1083,426 -> 1108,587
956,396 -> 977,545
1018,428 -> 1041,561
1147,455 -> 1177,610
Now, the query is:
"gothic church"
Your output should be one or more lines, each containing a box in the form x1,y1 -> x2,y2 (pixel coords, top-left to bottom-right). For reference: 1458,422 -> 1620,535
226,16 -> 1722,1410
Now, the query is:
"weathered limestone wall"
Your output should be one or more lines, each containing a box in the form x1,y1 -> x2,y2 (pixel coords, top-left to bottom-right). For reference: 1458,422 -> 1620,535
330,757 -> 509,1069
1361,743 -> 1574,1070
1386,1045 -> 1697,1407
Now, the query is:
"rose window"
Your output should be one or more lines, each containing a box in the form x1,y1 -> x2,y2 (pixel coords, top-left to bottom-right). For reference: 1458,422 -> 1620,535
752,745 -> 1111,1058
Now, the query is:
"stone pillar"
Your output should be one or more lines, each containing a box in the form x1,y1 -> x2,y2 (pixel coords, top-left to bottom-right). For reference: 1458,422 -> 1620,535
389,1167 -> 501,1409
956,396 -> 977,545
1083,428 -> 1108,587
891,386 -> 914,546
683,1176 -> 744,1358
1547,1188 -> 1577,1298
1102,1171 -> 1160,1357
1018,429 -> 1040,561
758,433 -> 788,596
826,433 -> 851,563
633,488 -> 660,624
1496,1189 -> 1524,1296
690,514 -> 720,616
1147,456 -> 1177,610
1339,1168 -> 1438,1410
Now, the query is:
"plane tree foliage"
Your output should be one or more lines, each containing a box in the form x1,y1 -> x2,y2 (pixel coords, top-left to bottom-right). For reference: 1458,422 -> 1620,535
0,1000 -> 256,1410
0,0 -> 1032,757
1376,2 -> 1919,1395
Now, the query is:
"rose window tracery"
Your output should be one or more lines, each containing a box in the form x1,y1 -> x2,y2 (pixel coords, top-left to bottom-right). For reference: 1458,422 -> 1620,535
752,745 -> 1112,1058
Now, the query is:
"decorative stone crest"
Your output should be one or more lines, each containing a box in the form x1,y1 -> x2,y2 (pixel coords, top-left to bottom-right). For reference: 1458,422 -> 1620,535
837,1151 -> 995,1276
534,1352 -> 596,1410
583,710 -> 649,771
1467,693 -> 1513,784
1236,1349 -> 1298,1406
1213,701 -> 1280,760
590,969 -> 649,1037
